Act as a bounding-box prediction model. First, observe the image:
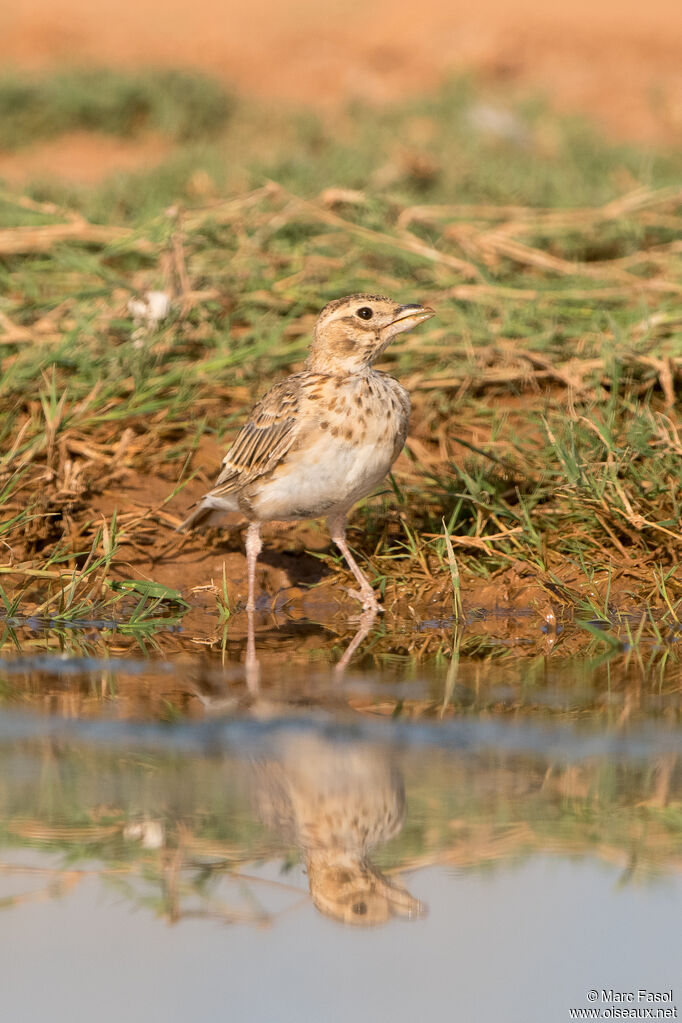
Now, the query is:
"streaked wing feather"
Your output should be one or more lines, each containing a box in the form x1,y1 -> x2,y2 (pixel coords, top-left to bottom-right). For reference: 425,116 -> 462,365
389,388 -> 411,463
209,377 -> 302,496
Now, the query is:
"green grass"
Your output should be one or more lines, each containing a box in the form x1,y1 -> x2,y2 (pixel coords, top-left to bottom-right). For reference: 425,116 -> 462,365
0,69 -> 681,634
0,67 -> 232,150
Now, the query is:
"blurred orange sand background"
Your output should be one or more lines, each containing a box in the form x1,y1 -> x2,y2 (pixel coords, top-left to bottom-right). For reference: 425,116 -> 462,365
2,0 -> 681,143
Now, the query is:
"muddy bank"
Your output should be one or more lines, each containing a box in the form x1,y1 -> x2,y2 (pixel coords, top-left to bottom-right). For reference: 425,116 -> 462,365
5,458 -> 671,659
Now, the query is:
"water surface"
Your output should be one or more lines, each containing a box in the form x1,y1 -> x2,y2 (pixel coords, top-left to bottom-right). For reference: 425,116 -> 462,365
0,612 -> 680,1022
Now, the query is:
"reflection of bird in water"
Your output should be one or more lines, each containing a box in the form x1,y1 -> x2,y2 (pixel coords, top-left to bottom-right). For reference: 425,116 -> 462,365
192,565 -> 421,924
254,736 -> 424,926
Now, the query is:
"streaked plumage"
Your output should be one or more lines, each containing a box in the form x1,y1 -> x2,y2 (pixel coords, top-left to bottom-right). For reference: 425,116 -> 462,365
180,294 -> 434,612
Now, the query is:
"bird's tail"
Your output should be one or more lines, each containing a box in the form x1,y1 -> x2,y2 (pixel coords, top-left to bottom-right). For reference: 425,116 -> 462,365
177,496 -> 238,532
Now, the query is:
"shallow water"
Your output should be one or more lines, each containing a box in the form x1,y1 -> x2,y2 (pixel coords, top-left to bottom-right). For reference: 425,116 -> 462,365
0,613 -> 680,1022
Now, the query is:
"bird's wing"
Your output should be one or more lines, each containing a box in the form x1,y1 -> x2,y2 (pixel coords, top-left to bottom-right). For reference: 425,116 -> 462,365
209,375 -> 305,496
389,384 -> 411,463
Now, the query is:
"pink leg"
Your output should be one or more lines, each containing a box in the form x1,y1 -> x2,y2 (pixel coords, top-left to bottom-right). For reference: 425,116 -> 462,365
334,608 -> 377,677
327,513 -> 381,613
245,521 -> 262,613
245,605 -> 261,694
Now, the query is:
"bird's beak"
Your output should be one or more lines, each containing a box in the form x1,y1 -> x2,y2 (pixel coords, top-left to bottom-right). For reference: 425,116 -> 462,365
388,303 -> 435,333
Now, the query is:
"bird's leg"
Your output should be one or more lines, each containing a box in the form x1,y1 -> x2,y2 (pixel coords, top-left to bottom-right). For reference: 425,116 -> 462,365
333,608 -> 377,677
245,521 -> 262,613
245,605 -> 261,695
327,513 -> 382,613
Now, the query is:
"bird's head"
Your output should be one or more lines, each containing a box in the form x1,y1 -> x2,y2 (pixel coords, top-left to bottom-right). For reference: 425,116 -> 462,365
306,855 -> 426,927
306,294 -> 434,374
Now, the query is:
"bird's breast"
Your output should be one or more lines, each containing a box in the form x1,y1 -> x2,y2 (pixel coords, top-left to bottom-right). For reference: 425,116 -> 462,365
245,373 -> 409,522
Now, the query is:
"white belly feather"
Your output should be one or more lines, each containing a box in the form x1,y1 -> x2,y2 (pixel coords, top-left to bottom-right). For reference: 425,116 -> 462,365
197,370 -> 409,525
250,431 -> 396,521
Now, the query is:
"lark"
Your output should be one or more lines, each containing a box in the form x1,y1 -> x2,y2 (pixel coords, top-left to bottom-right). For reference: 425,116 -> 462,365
255,735 -> 423,925
179,294 -> 434,612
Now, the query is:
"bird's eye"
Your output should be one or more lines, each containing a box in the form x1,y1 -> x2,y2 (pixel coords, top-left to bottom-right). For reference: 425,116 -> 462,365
352,901 -> 368,915
356,307 -> 373,320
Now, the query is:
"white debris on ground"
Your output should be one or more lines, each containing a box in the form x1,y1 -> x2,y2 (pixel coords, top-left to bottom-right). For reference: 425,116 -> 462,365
128,290 -> 172,346
467,102 -> 530,146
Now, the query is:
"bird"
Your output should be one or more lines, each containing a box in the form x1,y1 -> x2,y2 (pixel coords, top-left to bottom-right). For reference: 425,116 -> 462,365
179,294 -> 435,613
253,735 -> 424,925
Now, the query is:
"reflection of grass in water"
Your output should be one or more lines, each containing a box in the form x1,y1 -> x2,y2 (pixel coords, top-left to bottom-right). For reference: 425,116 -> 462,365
369,755 -> 682,882
0,748 -> 680,924
0,72 -> 681,633
0,614 -> 679,724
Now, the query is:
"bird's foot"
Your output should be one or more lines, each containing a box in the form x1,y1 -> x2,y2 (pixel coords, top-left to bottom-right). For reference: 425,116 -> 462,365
345,587 -> 383,614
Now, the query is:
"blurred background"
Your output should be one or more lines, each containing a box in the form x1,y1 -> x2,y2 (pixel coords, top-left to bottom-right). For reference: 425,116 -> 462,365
1,0 -> 680,187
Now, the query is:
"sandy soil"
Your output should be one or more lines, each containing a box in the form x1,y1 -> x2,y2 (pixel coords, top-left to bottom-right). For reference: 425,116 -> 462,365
0,132 -> 174,185
2,0 -> 682,146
